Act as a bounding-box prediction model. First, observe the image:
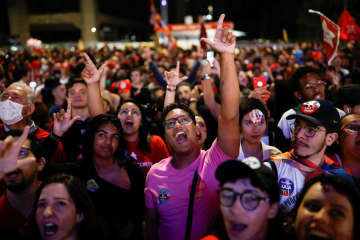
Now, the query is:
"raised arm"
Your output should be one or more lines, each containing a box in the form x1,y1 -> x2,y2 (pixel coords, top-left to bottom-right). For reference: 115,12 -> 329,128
201,14 -> 241,158
0,126 -> 36,180
81,53 -> 106,117
163,61 -> 187,108
201,61 -> 221,119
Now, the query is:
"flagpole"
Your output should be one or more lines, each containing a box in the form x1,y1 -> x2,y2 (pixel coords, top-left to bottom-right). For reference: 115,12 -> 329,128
344,0 -> 347,10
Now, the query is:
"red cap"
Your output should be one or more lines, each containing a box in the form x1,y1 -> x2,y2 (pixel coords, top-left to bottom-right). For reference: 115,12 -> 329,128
107,60 -> 116,69
118,79 -> 132,93
60,61 -> 70,70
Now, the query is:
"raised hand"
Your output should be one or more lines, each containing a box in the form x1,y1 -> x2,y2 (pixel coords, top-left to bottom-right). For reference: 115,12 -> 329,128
0,126 -> 36,176
200,14 -> 236,54
53,99 -> 81,137
164,61 -> 187,87
81,52 -> 106,85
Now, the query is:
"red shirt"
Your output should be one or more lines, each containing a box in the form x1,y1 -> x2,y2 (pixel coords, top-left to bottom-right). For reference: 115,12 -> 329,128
126,135 -> 169,175
0,193 -> 36,233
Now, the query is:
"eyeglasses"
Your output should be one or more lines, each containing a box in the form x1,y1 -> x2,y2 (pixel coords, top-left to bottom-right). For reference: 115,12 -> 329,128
163,115 -> 192,129
217,188 -> 269,211
119,109 -> 140,117
18,147 -> 31,159
304,80 -> 326,91
343,124 -> 360,134
293,122 -> 325,138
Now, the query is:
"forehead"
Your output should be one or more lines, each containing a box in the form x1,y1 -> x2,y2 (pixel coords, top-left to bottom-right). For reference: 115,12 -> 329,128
69,82 -> 87,91
165,108 -> 191,120
300,72 -> 321,84
223,178 -> 264,194
40,183 -> 70,199
303,182 -> 352,210
97,123 -> 119,133
4,86 -> 27,97
120,102 -> 140,110
13,137 -> 31,149
178,85 -> 191,91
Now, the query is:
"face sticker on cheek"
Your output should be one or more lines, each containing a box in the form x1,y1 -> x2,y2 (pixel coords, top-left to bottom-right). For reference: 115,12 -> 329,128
249,109 -> 264,126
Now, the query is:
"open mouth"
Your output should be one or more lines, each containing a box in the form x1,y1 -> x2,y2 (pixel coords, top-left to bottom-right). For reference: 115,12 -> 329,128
175,131 -> 187,144
125,119 -> 134,127
44,223 -> 58,236
229,222 -> 247,232
5,170 -> 20,180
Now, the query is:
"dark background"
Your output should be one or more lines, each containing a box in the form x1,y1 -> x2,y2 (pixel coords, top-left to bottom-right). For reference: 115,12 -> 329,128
0,0 -> 359,44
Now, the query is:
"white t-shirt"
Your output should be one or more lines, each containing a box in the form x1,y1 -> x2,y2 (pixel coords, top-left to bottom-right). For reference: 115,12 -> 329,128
237,139 -> 281,162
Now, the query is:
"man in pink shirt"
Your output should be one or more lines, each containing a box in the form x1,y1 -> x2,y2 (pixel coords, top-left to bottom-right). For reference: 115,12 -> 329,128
145,14 -> 241,240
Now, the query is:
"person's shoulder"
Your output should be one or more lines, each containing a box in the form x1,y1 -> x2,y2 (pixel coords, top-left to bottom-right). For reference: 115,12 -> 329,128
147,156 -> 172,174
270,151 -> 293,162
150,135 -> 166,145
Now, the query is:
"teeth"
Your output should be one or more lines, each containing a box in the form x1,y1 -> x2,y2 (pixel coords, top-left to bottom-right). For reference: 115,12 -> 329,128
44,223 -> 58,235
175,132 -> 185,138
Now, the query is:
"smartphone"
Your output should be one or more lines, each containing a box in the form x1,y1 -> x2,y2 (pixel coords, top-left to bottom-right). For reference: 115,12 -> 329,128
206,51 -> 214,67
252,76 -> 269,102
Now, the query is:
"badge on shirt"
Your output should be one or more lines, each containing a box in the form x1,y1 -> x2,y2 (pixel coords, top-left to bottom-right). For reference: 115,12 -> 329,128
87,179 -> 100,192
157,188 -> 171,205
279,178 -> 294,196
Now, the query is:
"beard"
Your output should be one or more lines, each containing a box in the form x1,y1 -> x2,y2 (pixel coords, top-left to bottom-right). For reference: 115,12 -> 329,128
294,137 -> 326,159
4,170 -> 36,193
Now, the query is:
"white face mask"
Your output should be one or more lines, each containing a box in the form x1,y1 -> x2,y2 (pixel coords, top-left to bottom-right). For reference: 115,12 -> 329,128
0,99 -> 24,125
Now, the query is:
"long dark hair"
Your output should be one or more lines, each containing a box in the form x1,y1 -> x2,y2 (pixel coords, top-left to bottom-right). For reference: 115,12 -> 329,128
117,99 -> 152,153
34,173 -> 106,240
86,114 -> 128,166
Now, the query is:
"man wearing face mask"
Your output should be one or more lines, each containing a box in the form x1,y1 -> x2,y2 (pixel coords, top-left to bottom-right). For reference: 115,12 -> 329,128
0,82 -> 67,163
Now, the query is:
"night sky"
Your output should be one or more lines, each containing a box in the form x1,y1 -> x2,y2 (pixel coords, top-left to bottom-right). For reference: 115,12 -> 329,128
0,0 -> 360,44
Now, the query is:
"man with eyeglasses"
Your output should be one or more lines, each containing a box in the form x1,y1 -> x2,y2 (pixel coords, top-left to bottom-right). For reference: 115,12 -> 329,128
201,157 -> 283,240
276,66 -> 345,151
340,113 -> 360,183
271,99 -> 350,214
0,82 -> 68,163
145,14 -> 241,240
0,127 -> 46,237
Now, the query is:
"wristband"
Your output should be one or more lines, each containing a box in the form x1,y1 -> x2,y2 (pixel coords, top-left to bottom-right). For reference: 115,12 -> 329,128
190,98 -> 198,103
201,74 -> 211,81
166,85 -> 176,92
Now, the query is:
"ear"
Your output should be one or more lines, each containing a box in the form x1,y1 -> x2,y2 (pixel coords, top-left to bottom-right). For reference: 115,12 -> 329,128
37,157 -> 46,171
267,202 -> 279,219
27,103 -> 36,116
294,91 -> 302,100
195,125 -> 201,143
325,132 -> 338,146
77,212 -> 84,223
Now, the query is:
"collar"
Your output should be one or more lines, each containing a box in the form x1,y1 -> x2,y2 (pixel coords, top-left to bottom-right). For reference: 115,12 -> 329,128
289,149 -> 338,171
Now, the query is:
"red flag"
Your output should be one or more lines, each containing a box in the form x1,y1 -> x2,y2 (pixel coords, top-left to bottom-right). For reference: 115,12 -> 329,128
337,9 -> 360,41
309,10 -> 340,65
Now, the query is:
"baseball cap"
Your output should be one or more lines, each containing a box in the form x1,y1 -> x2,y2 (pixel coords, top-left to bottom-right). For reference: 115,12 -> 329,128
118,79 -> 132,93
287,100 -> 340,133
215,158 -> 279,203
60,61 -> 70,70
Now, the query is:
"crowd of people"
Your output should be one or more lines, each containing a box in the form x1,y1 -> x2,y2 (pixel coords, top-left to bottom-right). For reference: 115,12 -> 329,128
0,13 -> 359,240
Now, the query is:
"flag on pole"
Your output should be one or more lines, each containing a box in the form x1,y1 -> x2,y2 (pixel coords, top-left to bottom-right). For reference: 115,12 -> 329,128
149,0 -> 176,48
337,9 -> 360,41
309,9 -> 340,65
